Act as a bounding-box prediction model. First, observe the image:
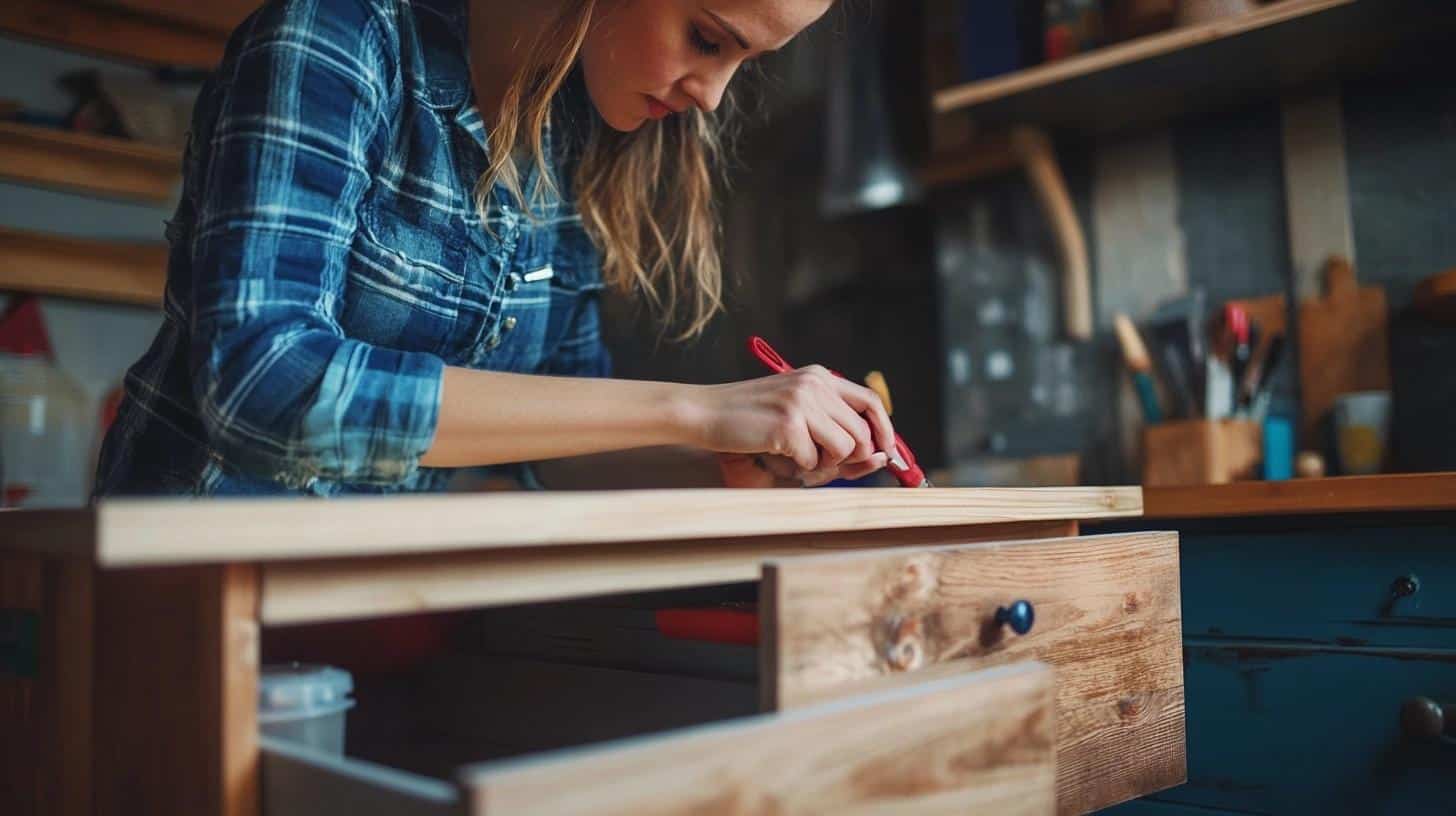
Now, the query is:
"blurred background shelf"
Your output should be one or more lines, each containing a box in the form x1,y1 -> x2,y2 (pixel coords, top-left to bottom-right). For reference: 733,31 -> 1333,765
932,0 -> 1456,134
0,121 -> 180,202
0,227 -> 165,306
0,0 -> 251,70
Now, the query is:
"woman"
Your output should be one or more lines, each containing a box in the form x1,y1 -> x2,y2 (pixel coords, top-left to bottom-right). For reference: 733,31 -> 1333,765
95,0 -> 902,497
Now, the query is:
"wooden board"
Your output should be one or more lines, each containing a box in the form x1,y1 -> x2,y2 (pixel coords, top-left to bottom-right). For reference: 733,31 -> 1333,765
762,532 -> 1186,815
0,121 -> 180,203
0,555 -> 93,816
0,227 -> 166,306
2,487 -> 1139,567
1281,90 -> 1355,302
1298,257 -> 1389,448
89,0 -> 258,34
0,0 -> 227,70
92,565 -> 259,816
1143,472 -> 1456,518
930,0 -> 1456,134
260,521 -> 1080,625
459,661 -> 1056,816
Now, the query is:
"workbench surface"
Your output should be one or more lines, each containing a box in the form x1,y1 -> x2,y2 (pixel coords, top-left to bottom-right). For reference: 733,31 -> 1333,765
1143,472 -> 1456,519
3,486 -> 1141,568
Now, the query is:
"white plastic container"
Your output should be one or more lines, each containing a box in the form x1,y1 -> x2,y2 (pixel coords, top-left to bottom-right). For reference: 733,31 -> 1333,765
258,664 -> 356,755
0,353 -> 90,508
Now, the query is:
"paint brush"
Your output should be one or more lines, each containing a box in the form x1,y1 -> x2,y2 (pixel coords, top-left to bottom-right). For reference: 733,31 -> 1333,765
1114,314 -> 1163,424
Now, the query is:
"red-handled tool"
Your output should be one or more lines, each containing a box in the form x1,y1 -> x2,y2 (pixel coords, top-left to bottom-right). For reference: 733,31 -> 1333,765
747,336 -> 930,488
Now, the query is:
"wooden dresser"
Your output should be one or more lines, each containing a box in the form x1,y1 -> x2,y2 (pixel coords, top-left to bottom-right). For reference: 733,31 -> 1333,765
2,486 -> 1186,815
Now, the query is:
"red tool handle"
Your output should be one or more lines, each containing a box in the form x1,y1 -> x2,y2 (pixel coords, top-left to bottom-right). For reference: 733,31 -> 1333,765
747,336 -> 927,488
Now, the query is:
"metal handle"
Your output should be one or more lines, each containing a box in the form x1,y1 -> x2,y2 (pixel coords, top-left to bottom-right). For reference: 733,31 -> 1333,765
1401,697 -> 1456,743
995,600 -> 1036,636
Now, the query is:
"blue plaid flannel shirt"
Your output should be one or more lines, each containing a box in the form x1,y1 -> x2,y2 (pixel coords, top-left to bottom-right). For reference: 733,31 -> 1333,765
94,0 -> 612,498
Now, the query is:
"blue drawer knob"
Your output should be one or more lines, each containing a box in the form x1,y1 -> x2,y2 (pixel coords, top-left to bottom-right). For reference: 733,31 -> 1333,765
995,600 -> 1035,636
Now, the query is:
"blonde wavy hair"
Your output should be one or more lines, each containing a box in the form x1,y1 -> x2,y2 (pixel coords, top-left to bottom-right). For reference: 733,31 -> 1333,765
477,1 -> 733,341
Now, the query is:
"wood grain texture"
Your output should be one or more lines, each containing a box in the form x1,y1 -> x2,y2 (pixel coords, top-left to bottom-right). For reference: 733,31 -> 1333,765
1143,472 -> 1456,518
93,565 -> 260,816
0,0 -> 227,69
763,532 -> 1186,815
0,227 -> 165,306
461,662 -> 1056,816
5,487 -> 1140,567
0,121 -> 180,202
1,556 -> 93,816
261,520 -> 1080,625
1298,257 -> 1390,448
935,0 -> 1355,113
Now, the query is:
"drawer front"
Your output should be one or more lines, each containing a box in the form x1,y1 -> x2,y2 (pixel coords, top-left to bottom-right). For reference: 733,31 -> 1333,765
459,661 -> 1055,815
762,531 -> 1186,815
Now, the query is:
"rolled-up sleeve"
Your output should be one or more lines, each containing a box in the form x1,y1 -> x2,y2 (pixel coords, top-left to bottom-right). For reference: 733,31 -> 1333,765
188,0 -> 444,487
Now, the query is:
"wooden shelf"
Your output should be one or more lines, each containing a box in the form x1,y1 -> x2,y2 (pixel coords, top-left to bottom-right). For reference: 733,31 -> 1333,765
0,0 -> 227,70
0,122 -> 180,202
0,227 -> 165,306
932,0 -> 1456,133
1143,473 -> 1456,519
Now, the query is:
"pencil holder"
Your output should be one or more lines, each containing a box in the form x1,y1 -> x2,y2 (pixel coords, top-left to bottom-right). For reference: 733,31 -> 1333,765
1142,419 -> 1262,487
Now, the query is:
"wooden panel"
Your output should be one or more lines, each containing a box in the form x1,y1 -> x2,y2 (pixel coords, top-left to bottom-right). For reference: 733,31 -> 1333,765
931,0 -> 1456,134
92,565 -> 259,816
45,487 -> 1136,567
260,738 -> 457,816
89,0 -> 258,34
1281,90 -> 1355,302
763,532 -> 1186,815
1,556 -> 93,816
261,520 -> 1080,625
460,661 -> 1056,816
0,227 -> 166,306
1143,472 -> 1456,518
0,0 -> 227,70
0,121 -> 180,202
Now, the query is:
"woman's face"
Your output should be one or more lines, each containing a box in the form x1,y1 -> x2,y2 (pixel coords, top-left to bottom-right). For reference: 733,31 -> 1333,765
580,0 -> 832,132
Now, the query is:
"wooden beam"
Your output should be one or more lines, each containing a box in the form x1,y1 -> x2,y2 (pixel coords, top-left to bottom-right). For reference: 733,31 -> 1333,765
1143,472 -> 1456,518
0,122 -> 180,203
0,0 -> 226,70
0,227 -> 166,306
92,565 -> 260,816
762,531 -> 1186,815
459,661 -> 1056,816
45,487 -> 1139,567
1281,89 -> 1355,301
260,520 -> 1081,625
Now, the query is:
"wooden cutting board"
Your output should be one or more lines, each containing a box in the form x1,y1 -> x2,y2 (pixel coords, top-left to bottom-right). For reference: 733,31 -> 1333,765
1299,256 -> 1389,447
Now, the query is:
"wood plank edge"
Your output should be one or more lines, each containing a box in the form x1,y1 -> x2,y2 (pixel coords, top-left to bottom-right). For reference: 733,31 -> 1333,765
933,0 -> 1356,113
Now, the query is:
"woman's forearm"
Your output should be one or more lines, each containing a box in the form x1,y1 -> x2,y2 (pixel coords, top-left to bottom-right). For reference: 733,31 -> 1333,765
419,367 -> 703,468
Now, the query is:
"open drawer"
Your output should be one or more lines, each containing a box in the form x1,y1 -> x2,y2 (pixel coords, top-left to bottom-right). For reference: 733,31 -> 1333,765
262,660 -> 1057,815
763,530 -> 1187,814
261,531 -> 1183,816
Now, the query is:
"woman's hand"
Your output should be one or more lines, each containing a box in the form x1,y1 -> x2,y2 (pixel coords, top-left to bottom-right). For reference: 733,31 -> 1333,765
684,366 -> 899,488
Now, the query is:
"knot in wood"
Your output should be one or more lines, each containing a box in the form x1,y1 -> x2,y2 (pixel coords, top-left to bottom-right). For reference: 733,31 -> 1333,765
883,615 -> 925,672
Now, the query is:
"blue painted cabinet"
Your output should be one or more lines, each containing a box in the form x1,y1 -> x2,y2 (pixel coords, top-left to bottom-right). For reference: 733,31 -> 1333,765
1096,516 -> 1456,815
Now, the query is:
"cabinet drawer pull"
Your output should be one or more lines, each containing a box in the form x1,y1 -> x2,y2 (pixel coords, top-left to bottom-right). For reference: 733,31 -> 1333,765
995,600 -> 1036,636
1401,697 -> 1456,744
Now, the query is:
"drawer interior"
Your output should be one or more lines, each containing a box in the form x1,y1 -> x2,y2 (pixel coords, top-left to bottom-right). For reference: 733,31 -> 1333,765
261,583 -> 762,782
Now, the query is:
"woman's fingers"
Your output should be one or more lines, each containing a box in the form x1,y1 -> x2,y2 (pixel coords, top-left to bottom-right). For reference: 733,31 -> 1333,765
833,378 -> 898,459
838,453 -> 889,482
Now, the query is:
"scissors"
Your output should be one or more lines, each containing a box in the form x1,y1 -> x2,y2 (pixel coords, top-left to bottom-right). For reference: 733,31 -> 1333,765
747,336 -> 931,488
